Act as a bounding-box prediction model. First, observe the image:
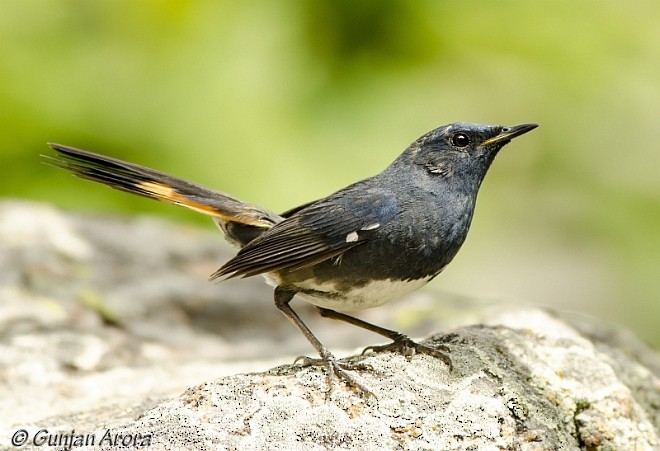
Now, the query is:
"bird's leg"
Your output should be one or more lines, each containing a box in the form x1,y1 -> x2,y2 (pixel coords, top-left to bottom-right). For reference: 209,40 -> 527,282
274,287 -> 373,398
316,307 -> 452,370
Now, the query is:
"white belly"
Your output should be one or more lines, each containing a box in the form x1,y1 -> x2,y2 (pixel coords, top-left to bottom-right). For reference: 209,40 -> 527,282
295,276 -> 432,312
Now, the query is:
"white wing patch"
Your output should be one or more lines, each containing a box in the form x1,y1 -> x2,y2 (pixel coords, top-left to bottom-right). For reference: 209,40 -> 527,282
362,222 -> 380,230
345,223 -> 380,243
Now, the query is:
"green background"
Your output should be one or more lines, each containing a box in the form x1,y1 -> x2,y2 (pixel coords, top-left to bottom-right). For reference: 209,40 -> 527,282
2,1 -> 659,346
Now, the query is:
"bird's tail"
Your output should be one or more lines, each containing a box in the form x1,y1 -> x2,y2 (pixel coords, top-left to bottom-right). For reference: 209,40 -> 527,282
46,143 -> 282,246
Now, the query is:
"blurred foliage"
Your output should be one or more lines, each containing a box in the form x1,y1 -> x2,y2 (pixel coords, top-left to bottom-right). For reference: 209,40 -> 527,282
1,0 -> 659,346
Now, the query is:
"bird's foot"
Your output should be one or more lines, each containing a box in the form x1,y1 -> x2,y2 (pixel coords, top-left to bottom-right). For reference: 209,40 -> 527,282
362,334 -> 453,370
295,350 -> 374,399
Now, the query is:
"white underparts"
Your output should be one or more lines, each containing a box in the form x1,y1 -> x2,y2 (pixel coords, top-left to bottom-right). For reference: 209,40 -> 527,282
297,276 -> 432,312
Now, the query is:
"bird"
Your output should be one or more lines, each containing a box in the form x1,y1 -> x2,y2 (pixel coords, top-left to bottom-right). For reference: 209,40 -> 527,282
46,122 -> 537,396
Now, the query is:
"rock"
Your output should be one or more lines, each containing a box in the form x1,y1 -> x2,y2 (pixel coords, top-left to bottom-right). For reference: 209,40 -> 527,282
1,201 -> 658,450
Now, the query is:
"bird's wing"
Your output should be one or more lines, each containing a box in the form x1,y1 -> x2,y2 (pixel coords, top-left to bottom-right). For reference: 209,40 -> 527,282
212,186 -> 399,279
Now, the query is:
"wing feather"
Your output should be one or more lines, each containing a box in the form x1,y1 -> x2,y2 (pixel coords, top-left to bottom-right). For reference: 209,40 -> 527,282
212,188 -> 400,280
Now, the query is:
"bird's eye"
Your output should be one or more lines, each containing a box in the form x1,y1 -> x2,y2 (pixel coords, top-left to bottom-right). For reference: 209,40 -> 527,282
451,133 -> 470,148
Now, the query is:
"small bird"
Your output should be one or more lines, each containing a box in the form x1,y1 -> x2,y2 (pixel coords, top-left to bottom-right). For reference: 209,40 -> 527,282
47,122 -> 537,395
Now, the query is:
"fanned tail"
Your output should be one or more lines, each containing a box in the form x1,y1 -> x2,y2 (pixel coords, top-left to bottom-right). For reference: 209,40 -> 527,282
46,143 -> 282,246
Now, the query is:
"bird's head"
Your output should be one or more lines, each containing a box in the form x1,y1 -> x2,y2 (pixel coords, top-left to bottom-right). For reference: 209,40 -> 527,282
399,122 -> 537,187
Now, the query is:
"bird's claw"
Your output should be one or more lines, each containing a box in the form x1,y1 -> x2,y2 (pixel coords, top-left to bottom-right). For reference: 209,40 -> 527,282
294,353 -> 375,399
362,334 -> 453,370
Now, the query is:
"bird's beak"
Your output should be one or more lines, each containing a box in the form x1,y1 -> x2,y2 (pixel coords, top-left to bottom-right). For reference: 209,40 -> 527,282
480,123 -> 538,146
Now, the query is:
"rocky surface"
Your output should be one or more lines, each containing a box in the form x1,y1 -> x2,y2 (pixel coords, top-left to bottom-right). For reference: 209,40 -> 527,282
0,201 -> 658,450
